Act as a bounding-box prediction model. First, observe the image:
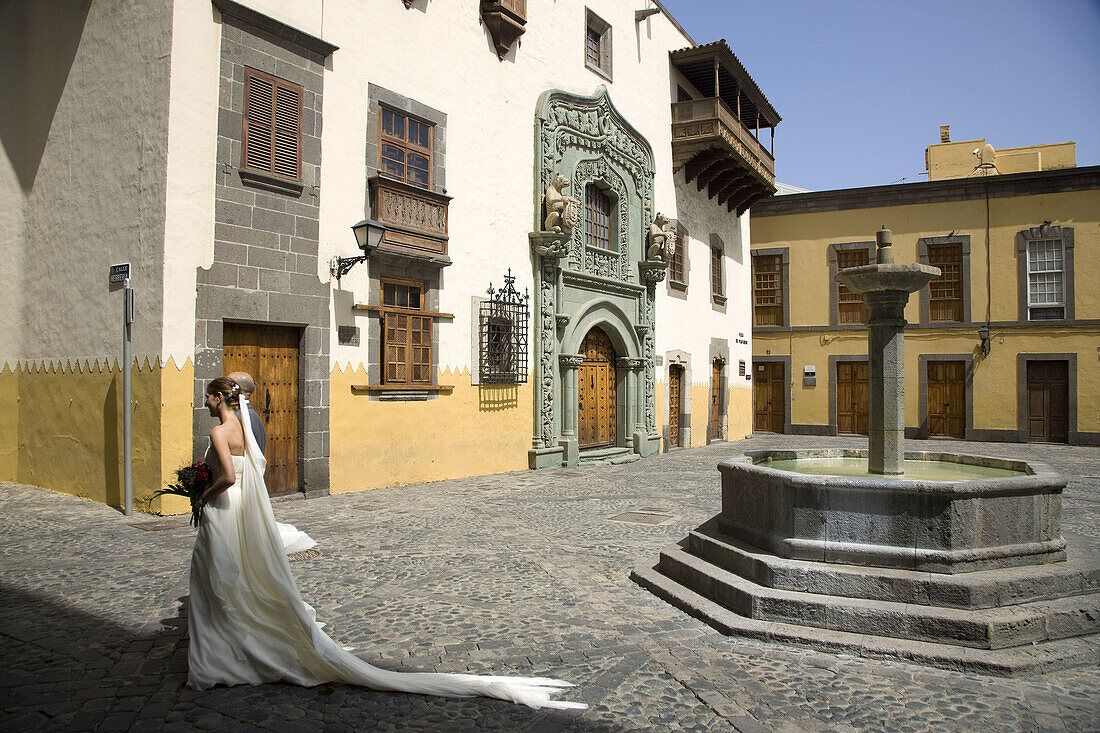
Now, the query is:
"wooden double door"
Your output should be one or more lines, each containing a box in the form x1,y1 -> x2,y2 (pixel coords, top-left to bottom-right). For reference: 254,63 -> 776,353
578,328 -> 617,449
222,323 -> 300,495
1027,360 -> 1068,443
753,362 -> 785,433
836,361 -> 869,435
927,360 -> 965,438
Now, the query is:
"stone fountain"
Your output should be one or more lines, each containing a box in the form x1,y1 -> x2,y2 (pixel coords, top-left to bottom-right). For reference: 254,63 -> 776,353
632,228 -> 1100,675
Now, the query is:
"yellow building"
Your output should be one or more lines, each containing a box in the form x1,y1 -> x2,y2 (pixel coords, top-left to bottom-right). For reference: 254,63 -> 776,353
926,125 -> 1076,181
749,160 -> 1100,446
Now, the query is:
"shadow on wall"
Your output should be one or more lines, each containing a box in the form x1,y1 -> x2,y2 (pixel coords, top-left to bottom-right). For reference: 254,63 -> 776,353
0,0 -> 92,192
479,384 -> 518,411
103,375 -> 121,508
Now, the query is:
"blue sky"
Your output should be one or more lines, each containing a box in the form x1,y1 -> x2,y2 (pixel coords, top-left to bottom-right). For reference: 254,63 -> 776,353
658,0 -> 1100,191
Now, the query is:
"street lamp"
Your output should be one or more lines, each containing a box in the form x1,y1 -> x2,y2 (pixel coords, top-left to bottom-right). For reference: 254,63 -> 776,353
977,325 -> 991,356
330,219 -> 386,283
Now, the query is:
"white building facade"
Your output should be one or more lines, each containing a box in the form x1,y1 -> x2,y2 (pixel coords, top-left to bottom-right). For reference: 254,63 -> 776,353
1,0 -> 779,510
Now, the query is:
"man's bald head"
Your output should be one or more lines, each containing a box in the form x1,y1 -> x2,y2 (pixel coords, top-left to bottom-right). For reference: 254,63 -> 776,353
226,371 -> 256,396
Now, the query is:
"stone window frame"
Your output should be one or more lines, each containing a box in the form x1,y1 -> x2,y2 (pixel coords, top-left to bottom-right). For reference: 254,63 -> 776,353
751,247 -> 790,329
709,233 -> 726,311
1016,225 -> 1074,323
918,234 -> 971,324
828,241 -> 874,327
1015,352 -> 1078,444
916,353 -> 974,440
365,84 -> 447,202
584,7 -> 612,81
751,354 -> 792,435
365,254 -> 446,401
665,220 -> 689,300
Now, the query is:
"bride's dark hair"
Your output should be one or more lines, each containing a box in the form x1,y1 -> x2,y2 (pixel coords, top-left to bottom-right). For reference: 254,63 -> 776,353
206,376 -> 242,408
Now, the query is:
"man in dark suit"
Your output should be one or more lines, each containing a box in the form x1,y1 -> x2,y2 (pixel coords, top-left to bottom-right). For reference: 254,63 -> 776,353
227,371 -> 267,454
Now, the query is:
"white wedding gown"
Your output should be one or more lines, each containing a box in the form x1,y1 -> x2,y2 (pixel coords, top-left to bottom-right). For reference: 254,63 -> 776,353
188,396 -> 584,710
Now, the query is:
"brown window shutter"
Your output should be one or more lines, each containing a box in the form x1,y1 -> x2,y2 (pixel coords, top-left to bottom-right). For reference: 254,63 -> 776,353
243,68 -> 302,181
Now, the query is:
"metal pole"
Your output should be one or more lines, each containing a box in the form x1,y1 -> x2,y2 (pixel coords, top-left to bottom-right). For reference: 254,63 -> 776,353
123,279 -> 133,515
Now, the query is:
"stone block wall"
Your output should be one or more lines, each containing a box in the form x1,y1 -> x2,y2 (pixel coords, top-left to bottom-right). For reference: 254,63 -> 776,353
193,6 -> 331,494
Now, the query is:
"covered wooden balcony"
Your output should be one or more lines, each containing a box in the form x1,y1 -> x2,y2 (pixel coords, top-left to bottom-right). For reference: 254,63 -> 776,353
670,41 -> 781,215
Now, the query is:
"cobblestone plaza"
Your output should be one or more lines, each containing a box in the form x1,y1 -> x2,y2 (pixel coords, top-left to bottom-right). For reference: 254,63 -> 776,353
2,435 -> 1098,732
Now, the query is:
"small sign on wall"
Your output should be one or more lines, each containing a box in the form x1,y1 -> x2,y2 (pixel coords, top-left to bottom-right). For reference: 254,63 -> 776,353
803,365 -> 817,387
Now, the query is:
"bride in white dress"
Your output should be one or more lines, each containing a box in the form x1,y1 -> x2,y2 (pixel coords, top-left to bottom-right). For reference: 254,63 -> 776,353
188,378 -> 585,710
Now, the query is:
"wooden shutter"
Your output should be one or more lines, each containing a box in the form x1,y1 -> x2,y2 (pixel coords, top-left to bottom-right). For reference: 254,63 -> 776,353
753,254 -> 783,325
243,68 -> 302,181
928,242 -> 963,321
836,248 -> 869,324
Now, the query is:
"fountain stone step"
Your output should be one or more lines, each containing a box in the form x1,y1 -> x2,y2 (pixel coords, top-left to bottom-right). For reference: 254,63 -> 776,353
654,545 -> 1100,650
629,564 -> 1100,676
686,521 -> 1100,611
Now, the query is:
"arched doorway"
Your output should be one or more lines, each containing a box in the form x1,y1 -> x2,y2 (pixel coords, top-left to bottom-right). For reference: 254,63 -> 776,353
579,327 -> 617,448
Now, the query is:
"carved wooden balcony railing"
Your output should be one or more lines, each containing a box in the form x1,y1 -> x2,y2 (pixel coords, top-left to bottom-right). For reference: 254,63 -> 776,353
672,97 -> 776,215
369,176 -> 451,260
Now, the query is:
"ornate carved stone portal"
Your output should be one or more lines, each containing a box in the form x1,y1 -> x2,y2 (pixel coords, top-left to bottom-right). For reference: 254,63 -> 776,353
529,87 -> 663,469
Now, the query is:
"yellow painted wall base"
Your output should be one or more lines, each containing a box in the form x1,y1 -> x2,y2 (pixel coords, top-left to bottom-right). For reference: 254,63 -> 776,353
727,385 -> 752,440
329,365 -> 534,493
0,357 -> 195,515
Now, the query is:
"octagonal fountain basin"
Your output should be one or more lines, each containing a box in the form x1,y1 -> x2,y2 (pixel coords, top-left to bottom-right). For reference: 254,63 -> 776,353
719,449 -> 1066,574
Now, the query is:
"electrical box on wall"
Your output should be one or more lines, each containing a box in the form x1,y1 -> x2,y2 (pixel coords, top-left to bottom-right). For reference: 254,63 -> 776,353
803,365 -> 816,387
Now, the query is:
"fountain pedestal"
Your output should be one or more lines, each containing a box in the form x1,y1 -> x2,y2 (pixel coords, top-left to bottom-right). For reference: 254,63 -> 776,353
834,227 -> 939,474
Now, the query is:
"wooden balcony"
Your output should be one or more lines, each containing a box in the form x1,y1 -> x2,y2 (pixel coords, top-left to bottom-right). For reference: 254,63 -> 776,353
670,40 -> 781,215
368,176 -> 451,261
672,98 -> 777,216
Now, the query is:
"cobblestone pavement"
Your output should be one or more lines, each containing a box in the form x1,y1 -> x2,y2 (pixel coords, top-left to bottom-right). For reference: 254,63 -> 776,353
2,435 -> 1099,732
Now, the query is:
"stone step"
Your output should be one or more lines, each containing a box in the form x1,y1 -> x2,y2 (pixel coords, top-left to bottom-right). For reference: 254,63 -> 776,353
629,565 -> 1100,676
579,446 -> 634,465
687,522 -> 1100,610
655,545 -> 1100,650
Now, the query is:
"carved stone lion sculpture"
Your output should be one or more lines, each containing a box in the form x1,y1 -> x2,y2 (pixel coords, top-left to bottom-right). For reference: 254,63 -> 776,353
544,173 -> 580,234
647,213 -> 676,262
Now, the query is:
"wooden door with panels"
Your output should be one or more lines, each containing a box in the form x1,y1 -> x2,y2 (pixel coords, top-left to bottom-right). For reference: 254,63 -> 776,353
927,360 -> 965,438
578,328 -> 617,449
222,323 -> 300,495
1027,360 -> 1068,443
709,361 -> 723,441
753,362 -> 785,433
836,360 -> 869,435
668,364 -> 683,448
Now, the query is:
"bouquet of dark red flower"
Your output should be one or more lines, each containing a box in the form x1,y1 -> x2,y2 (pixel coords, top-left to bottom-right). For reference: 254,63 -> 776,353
155,461 -> 214,527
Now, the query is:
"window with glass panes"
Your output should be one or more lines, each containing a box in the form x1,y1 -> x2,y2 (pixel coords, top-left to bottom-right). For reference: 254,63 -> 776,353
584,9 -> 611,78
1027,239 -> 1065,320
753,254 -> 784,326
927,241 -> 963,321
584,184 -> 612,250
669,234 -> 685,284
381,279 -> 432,384
710,244 -> 723,296
379,108 -> 432,189
836,248 -> 869,324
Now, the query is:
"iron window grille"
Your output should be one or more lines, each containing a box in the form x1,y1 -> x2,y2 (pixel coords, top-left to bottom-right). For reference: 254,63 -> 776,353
479,269 -> 530,384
